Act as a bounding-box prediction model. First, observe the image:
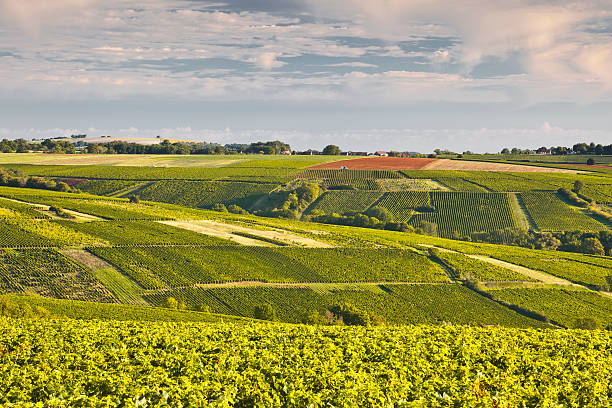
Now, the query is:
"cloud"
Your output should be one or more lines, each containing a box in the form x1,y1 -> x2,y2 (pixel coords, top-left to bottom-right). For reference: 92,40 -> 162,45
0,0 -> 611,108
248,52 -> 286,70
0,0 -> 94,35
327,62 -> 378,68
306,0 -> 612,86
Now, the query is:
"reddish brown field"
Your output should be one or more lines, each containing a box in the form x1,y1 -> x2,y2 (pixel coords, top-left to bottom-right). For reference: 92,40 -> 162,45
310,157 -> 436,170
309,157 -> 579,173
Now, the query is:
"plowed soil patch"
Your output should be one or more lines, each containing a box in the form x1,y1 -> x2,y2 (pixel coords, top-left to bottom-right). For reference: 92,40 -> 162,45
309,157 -> 579,173
310,157 -> 436,170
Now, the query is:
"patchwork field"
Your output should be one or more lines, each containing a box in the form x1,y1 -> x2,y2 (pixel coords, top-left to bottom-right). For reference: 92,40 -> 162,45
310,157 -> 580,172
0,155 -> 610,329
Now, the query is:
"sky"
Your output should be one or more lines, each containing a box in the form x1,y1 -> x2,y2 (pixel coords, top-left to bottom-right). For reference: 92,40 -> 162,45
0,0 -> 611,153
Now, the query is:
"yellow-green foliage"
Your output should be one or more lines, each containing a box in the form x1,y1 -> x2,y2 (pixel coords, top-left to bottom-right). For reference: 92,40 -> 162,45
1,319 -> 611,406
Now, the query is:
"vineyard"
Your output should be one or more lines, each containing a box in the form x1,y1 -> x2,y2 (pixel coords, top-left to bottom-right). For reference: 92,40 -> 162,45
488,287 -> 612,328
0,217 -> 104,247
0,249 -> 116,302
429,249 -> 533,281
376,191 -> 431,221
146,284 -> 545,327
135,180 -> 277,209
88,246 -> 450,289
3,319 -> 610,407
520,191 -> 607,231
0,158 -> 610,334
58,221 -> 234,245
299,169 -> 401,189
0,197 -> 48,218
409,192 -> 517,237
7,164 -> 297,183
419,241 -> 612,288
76,179 -> 142,196
306,191 -> 383,215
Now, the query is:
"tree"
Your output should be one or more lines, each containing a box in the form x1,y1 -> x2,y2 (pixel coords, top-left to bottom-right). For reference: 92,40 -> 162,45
416,221 -> 438,236
366,206 -> 394,223
211,203 -> 227,212
295,182 -> 320,206
572,180 -> 584,193
581,237 -> 605,255
128,194 -> 140,204
500,148 -> 510,154
587,158 -> 595,165
55,182 -> 71,192
254,304 -> 276,321
166,297 -> 179,309
322,145 -> 341,155
328,303 -> 384,326
227,204 -> 247,214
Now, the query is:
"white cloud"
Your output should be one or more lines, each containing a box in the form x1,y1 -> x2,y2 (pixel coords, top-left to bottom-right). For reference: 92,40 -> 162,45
327,62 -> 378,68
248,52 -> 286,70
0,0 -> 611,108
307,0 -> 612,88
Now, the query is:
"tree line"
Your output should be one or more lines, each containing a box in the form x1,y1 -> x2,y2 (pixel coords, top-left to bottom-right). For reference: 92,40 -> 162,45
501,142 -> 612,155
0,138 -> 291,155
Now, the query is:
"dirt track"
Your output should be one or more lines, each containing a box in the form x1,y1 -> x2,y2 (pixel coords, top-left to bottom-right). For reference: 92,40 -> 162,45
160,220 -> 334,248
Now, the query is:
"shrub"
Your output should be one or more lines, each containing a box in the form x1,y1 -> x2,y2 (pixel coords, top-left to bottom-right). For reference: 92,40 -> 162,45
586,158 -> 595,165
366,206 -> 394,223
580,237 -> 605,255
49,206 -> 75,219
415,204 -> 436,213
572,180 -> 584,193
166,297 -> 179,309
128,194 -> 141,204
328,303 -> 384,326
55,182 -> 71,192
227,205 -> 248,214
211,203 -> 227,212
254,304 -> 277,321
573,317 -> 600,330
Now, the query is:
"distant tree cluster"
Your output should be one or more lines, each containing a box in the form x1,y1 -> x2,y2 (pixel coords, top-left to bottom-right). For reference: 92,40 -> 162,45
86,140 -> 291,155
0,167 -> 77,193
470,228 -> 611,257
0,138 -> 76,154
322,145 -> 341,155
0,138 -> 292,156
500,142 -> 612,156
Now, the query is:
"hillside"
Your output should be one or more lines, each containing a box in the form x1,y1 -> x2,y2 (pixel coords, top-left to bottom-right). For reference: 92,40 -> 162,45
0,155 -> 610,329
1,154 -> 611,407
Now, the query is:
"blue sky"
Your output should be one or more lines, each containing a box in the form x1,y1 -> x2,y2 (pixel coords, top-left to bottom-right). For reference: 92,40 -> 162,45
0,0 -> 611,152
